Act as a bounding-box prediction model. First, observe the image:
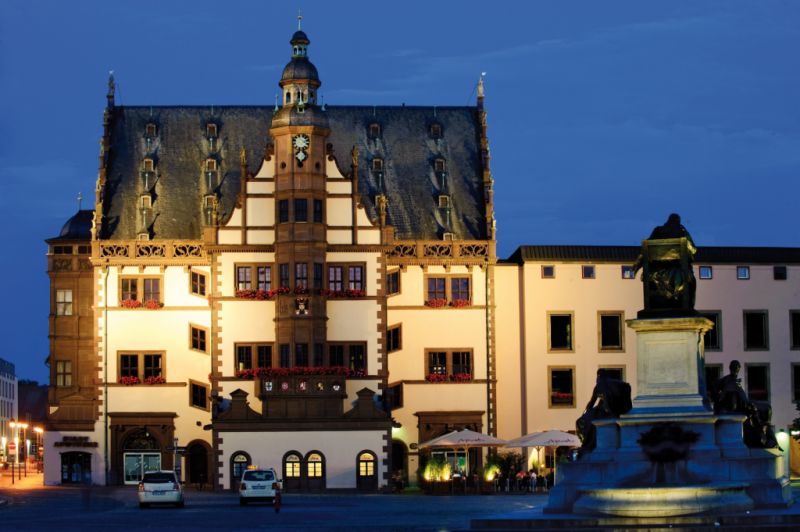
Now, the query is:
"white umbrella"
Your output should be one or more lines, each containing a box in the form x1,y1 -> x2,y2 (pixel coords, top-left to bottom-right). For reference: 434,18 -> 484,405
419,429 -> 507,478
504,430 -> 581,484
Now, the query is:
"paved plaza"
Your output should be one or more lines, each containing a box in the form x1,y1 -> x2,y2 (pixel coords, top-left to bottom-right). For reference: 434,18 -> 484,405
0,472 -> 543,531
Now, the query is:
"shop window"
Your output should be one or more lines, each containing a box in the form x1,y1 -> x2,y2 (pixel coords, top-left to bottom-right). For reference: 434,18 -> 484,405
56,360 -> 72,387
699,311 -> 722,350
541,265 -> 555,279
387,325 -> 402,353
743,311 -> 768,350
190,271 -> 207,296
387,270 -> 400,295
549,367 -> 575,408
598,312 -> 623,351
190,325 -> 208,353
56,289 -> 73,316
745,364 -> 770,402
548,313 -> 574,352
699,266 -> 713,279
190,381 -> 209,410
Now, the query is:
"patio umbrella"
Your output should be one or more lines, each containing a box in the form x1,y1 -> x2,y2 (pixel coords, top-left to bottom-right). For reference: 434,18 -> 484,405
504,430 -> 581,483
418,429 -> 508,477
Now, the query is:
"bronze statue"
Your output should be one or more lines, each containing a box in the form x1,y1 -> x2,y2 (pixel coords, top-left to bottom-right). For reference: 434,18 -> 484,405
710,360 -> 778,449
632,213 -> 697,317
576,369 -> 632,452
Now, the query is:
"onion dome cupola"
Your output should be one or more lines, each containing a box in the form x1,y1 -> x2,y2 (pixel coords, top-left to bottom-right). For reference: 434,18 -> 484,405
273,20 -> 328,129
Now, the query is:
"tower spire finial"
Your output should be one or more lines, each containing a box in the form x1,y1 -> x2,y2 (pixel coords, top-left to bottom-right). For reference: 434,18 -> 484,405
107,70 -> 116,107
77,192 -> 83,211
297,9 -> 302,30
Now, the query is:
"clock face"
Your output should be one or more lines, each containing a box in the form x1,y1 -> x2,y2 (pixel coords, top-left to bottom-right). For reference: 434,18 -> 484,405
293,134 -> 310,150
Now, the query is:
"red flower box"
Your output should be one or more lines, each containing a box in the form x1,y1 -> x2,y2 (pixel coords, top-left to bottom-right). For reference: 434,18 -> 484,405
320,289 -> 367,298
236,366 -> 364,380
450,373 -> 473,382
143,299 -> 163,309
119,376 -> 140,385
144,375 -> 166,385
425,373 -> 448,383
121,299 -> 142,309
424,299 -> 448,308
449,299 -> 470,308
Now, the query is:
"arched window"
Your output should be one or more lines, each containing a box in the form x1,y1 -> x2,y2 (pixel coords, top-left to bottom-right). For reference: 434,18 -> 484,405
284,452 -> 301,478
358,451 -> 376,477
306,452 -> 323,477
230,452 -> 250,490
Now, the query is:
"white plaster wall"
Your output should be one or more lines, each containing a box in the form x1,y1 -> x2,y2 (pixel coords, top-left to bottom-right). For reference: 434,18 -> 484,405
226,208 -> 243,227
219,229 -> 242,245
246,230 -> 274,244
218,301 -> 277,376
217,252 -> 276,298
247,182 -> 274,194
254,158 -> 275,179
357,228 -> 381,245
44,427 -> 106,486
325,160 -> 346,179
246,197 -> 274,227
218,430 -> 386,489
326,229 -> 351,244
493,264 -> 523,441
326,198 -> 352,226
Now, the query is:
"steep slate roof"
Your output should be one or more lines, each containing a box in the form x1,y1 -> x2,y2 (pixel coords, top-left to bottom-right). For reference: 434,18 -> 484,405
506,245 -> 800,264
47,209 -> 94,242
100,105 -> 485,241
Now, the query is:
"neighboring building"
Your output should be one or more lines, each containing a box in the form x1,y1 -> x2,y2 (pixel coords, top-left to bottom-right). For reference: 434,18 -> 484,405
0,358 -> 18,462
44,27 -> 800,488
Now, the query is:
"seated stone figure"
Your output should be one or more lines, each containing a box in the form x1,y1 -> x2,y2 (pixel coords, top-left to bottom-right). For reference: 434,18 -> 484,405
576,369 -> 632,452
632,213 -> 698,317
711,360 -> 778,449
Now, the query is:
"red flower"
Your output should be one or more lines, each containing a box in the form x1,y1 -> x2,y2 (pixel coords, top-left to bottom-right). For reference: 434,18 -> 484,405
424,299 -> 448,308
121,299 -> 142,308
449,299 -> 470,308
119,376 -> 140,385
144,375 -> 166,385
425,373 -> 448,383
450,373 -> 473,382
143,299 -> 163,309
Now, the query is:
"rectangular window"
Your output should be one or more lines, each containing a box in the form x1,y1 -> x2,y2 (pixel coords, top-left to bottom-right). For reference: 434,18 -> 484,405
428,351 -> 447,375
295,344 -> 309,367
120,354 -> 138,378
450,277 -> 470,302
295,263 -> 308,289
792,311 -> 800,350
598,312 -> 623,351
190,325 -> 208,353
386,383 -> 403,410
56,360 -> 72,387
387,325 -> 402,352
53,245 -> 73,255
541,265 -> 555,279
279,264 -> 290,288
774,265 -> 787,280
236,345 -> 253,370
582,265 -> 595,279
452,351 -> 471,375
190,382 -> 209,410
121,278 -> 138,301
256,266 -> 271,291
313,343 -> 324,367
793,364 -> 800,403
745,364 -> 769,402
425,349 -> 473,378
278,200 -> 289,223
329,345 -> 344,367
743,311 -> 768,350
699,266 -> 713,280
294,198 -> 308,222
56,289 -> 73,316
279,344 -> 291,368
190,271 -> 207,296
313,199 -> 323,223
143,354 -> 162,379
235,344 -> 273,370
621,265 -> 635,279
548,313 -> 574,351
737,266 -> 750,280
348,266 -> 364,291
119,352 -> 164,381
236,267 -> 252,290
601,366 -> 625,382
257,345 -> 272,368
387,270 -> 400,295
349,344 -> 366,372
143,278 -> 161,302
700,311 -> 722,350
427,278 -> 446,300
313,263 -> 324,290
328,266 -> 343,291
549,367 -> 575,408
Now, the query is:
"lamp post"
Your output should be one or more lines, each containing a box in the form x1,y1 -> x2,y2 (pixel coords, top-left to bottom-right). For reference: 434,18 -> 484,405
17,422 -> 28,478
9,419 -> 17,483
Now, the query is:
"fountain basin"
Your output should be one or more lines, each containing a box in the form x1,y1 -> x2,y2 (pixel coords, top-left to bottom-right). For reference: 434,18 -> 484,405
573,482 -> 754,517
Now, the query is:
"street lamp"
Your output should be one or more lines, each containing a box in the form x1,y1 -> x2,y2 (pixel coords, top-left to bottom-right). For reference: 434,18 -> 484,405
17,422 -> 28,477
33,427 -> 43,473
9,419 -> 17,483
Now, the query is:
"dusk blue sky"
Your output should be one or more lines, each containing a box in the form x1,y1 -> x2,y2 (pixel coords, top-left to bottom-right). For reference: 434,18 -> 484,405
1,1 -> 799,381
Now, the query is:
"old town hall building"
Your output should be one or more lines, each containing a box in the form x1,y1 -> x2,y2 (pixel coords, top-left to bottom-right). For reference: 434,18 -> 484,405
45,27 -> 800,488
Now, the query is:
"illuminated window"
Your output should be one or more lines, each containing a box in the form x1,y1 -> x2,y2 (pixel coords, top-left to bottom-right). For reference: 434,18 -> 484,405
358,452 -> 376,477
549,366 -> 575,408
284,453 -> 301,478
306,453 -> 323,477
56,360 -> 72,387
56,289 -> 73,316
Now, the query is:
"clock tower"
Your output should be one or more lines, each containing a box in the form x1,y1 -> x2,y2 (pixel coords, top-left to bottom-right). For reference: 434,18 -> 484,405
270,26 -> 331,368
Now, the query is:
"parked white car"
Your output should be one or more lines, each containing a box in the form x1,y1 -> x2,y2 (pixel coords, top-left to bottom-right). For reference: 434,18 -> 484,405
138,470 -> 184,508
239,468 -> 281,507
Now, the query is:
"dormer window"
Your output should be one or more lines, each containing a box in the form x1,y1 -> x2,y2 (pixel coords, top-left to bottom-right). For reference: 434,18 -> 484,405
145,123 -> 157,137
434,159 -> 446,173
443,232 -> 455,241
140,195 -> 152,209
369,123 -> 381,138
204,195 -> 216,209
430,124 -> 442,138
137,232 -> 150,241
372,158 -> 384,172
206,123 -> 218,138
143,158 -> 154,172
286,92 -> 292,104
205,159 -> 217,172
438,195 -> 451,209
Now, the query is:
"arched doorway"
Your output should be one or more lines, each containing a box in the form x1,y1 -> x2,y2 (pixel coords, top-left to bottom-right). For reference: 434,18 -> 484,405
391,440 -> 408,485
186,441 -> 210,488
356,450 -> 378,491
122,429 -> 161,485
304,451 -> 326,491
282,451 -> 302,491
230,452 -> 251,491
61,452 -> 92,485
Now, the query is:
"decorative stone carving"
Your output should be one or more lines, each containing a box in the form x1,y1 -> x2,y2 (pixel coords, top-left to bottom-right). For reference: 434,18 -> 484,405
388,244 -> 416,258
173,243 -> 203,257
100,244 -> 129,257
423,244 -> 453,258
53,258 -> 73,271
459,243 -> 488,257
136,243 -> 166,258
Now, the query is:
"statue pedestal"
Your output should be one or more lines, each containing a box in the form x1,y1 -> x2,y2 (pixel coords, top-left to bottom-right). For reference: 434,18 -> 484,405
545,316 -> 792,517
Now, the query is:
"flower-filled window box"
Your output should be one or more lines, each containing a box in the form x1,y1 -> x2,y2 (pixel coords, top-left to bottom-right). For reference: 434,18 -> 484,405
235,287 -> 290,300
236,366 -> 364,380
144,375 -> 166,385
450,373 -> 473,382
425,373 -> 448,383
449,299 -> 470,308
424,299 -> 448,308
119,376 -> 141,385
551,391 -> 574,405
120,299 -> 163,309
320,289 -> 367,298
